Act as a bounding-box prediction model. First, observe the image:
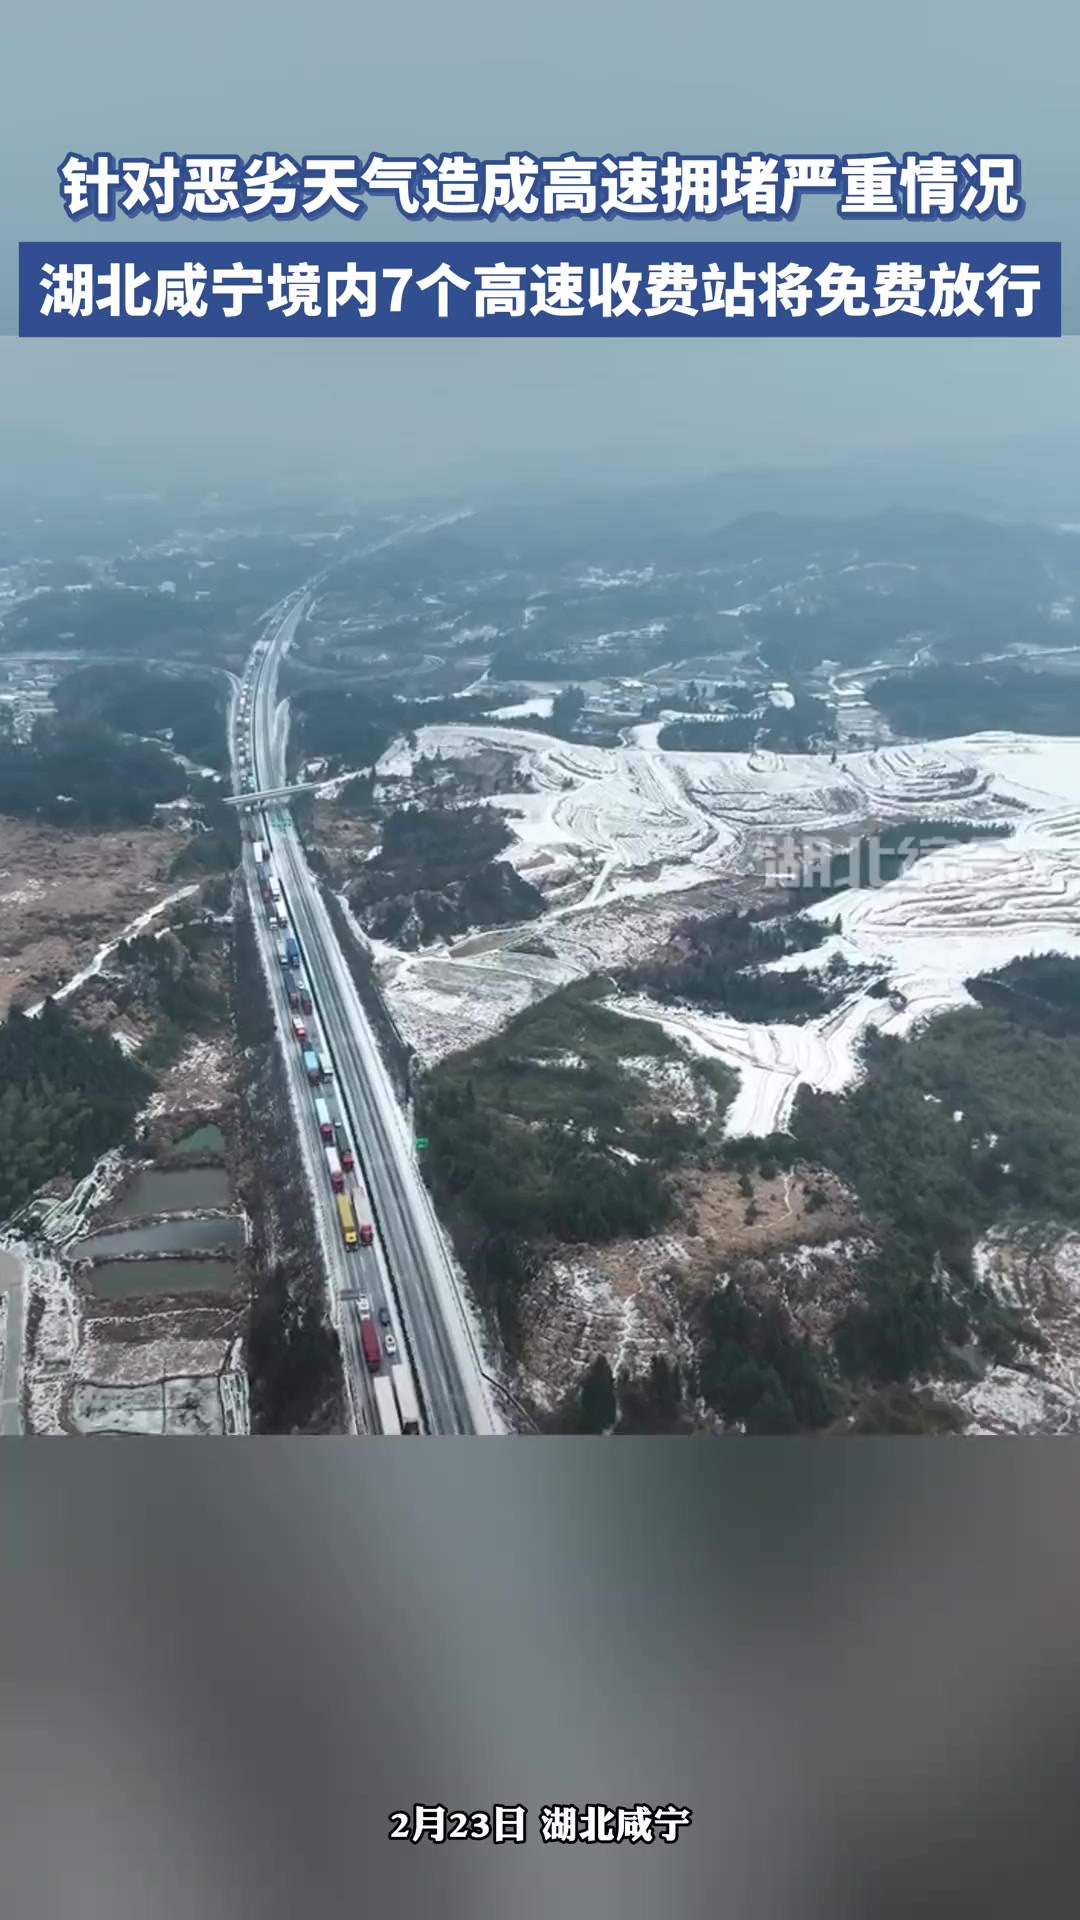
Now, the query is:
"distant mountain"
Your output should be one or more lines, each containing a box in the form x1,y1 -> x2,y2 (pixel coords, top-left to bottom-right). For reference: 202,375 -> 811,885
484,433 -> 1080,545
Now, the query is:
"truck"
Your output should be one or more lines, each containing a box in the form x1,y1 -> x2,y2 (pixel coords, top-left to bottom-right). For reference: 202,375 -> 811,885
253,839 -> 267,866
324,1146 -> 343,1192
278,936 -> 291,968
268,876 -> 282,903
359,1219 -> 373,1248
291,1017 -> 307,1042
315,1097 -> 333,1141
287,984 -> 300,1011
336,1191 -> 358,1249
371,1372 -> 402,1435
285,934 -> 300,969
333,1122 -> 354,1170
391,1366 -> 422,1435
302,1048 -> 321,1084
298,984 -> 312,1015
358,1315 -> 381,1373
274,907 -> 288,930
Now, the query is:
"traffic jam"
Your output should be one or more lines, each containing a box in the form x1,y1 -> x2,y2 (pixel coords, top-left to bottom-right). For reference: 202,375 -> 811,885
235,672 -> 421,1434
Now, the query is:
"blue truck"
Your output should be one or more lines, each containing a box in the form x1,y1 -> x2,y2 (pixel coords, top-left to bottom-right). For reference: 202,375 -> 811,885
285,934 -> 300,969
301,1047 -> 322,1084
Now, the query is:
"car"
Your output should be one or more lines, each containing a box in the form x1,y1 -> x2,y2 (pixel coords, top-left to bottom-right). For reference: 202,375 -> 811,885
291,1018 -> 306,1041
378,1306 -> 391,1328
383,1333 -> 398,1357
321,1062 -> 334,1080
356,1295 -> 371,1315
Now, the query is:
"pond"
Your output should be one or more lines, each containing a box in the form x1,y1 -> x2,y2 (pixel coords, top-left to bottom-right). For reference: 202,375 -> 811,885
107,1167 -> 233,1219
172,1124 -> 226,1156
73,1216 -> 246,1258
89,1258 -> 241,1300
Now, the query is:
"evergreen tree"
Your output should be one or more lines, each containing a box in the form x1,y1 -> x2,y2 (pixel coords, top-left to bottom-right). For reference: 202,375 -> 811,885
577,1355 -> 616,1434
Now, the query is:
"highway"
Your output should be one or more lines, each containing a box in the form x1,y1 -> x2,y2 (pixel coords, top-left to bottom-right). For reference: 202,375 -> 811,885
239,590 -> 499,1436
229,622 -> 388,1435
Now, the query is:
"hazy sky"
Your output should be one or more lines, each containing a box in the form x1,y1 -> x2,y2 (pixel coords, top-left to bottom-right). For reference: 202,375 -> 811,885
3,0 -> 1078,502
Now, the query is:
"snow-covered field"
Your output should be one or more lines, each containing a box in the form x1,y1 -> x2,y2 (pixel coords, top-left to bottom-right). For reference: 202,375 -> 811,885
372,727 -> 1080,1122
608,988 -> 923,1137
3,1147 -> 249,1435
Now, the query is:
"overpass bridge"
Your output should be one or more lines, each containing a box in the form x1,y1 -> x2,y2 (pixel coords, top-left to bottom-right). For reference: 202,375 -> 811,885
225,781 -> 324,809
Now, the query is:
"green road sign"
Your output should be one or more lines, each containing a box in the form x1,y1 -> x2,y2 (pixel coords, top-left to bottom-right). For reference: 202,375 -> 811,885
415,1137 -> 428,1151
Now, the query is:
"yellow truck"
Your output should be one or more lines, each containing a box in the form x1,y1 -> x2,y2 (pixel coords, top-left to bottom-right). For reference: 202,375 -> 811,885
336,1191 -> 358,1249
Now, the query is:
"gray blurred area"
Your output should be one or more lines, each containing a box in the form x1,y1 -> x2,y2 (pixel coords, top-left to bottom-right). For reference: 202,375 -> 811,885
4,1447 -> 1080,1918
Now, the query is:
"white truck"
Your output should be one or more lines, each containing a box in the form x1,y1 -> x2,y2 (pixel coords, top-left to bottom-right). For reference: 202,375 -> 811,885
391,1365 -> 422,1435
253,838 -> 267,865
324,1145 -> 343,1191
371,1372 -> 402,1436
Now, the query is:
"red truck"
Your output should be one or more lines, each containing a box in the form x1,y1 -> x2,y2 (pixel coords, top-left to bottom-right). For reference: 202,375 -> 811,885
359,1221 -> 373,1247
359,1315 -> 380,1372
291,1018 -> 307,1042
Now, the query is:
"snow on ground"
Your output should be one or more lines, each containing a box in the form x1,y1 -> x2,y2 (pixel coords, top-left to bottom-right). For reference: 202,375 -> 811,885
376,722 -> 1049,910
932,1226 -> 1080,1434
606,794 -> 1080,1138
376,885 -> 724,1065
23,884 -> 199,1017
16,1250 -> 247,1435
70,1382 -> 164,1435
522,1235 -> 695,1409
487,694 -> 555,720
20,1248 -> 79,1434
79,1326 -> 229,1386
24,1149 -> 127,1245
371,727 -> 1080,1110
609,990 -> 919,1137
69,1367 -> 246,1438
142,1035 -> 234,1116
379,721 -> 737,910
163,1374 -> 229,1436
622,1051 -> 723,1125
948,1367 -> 1080,1435
220,1336 -> 251,1435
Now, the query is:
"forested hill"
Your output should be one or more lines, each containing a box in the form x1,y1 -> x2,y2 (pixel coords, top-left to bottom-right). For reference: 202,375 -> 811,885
0,1002 -> 151,1222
